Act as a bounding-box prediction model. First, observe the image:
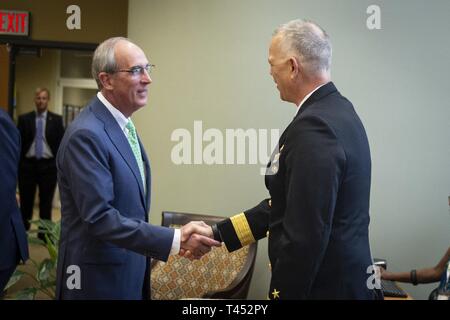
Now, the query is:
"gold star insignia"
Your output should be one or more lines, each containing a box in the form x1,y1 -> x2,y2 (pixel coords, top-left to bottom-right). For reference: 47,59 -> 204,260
271,288 -> 280,299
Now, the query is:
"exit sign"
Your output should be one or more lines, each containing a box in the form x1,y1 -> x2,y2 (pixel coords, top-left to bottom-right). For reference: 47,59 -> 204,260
0,10 -> 30,36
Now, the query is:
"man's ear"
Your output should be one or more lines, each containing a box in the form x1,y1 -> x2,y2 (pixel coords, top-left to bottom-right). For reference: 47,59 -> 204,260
98,72 -> 114,90
289,57 -> 300,79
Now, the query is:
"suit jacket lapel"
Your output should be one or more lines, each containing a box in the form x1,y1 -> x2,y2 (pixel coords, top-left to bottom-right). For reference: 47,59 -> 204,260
30,111 -> 36,139
138,136 -> 151,214
91,98 -> 147,208
45,112 -> 52,140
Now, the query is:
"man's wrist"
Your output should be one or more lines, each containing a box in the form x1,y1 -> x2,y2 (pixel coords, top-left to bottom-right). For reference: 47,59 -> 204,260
170,228 -> 181,255
211,224 -> 222,242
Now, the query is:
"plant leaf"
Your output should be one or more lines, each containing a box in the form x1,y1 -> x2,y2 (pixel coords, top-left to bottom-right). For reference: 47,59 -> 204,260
4,270 -> 25,290
47,239 -> 58,261
37,258 -> 55,283
28,236 -> 46,246
14,287 -> 38,300
11,219 -> 61,300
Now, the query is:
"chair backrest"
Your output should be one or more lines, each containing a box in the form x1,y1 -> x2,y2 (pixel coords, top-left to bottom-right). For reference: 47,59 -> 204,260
150,211 -> 257,300
428,287 -> 439,300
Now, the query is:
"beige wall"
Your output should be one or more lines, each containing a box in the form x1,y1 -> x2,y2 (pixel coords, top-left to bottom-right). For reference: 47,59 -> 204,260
129,0 -> 450,300
1,0 -> 128,43
129,0 -> 284,300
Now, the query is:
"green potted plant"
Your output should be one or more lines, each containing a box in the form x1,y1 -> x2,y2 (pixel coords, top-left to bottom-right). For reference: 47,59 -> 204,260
5,219 -> 60,299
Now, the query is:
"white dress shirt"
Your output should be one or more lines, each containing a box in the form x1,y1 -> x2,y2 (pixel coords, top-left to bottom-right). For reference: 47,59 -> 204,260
26,110 -> 54,159
97,92 -> 181,255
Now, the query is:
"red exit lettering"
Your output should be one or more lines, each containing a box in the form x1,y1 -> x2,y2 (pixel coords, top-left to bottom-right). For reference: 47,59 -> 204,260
0,10 -> 29,35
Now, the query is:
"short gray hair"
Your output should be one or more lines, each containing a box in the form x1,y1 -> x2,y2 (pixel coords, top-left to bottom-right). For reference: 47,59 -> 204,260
273,19 -> 332,76
91,37 -> 131,89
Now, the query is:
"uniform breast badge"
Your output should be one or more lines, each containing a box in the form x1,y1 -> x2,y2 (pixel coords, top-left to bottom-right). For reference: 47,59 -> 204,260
270,145 -> 284,174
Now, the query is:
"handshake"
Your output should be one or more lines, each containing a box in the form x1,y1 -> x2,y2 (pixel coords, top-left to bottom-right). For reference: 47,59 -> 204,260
179,221 -> 222,260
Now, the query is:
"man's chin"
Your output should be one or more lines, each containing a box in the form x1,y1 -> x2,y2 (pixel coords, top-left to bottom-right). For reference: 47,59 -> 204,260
135,100 -> 148,109
136,95 -> 148,106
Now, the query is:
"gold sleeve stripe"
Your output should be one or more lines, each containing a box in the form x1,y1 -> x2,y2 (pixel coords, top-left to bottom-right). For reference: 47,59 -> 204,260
230,212 -> 256,247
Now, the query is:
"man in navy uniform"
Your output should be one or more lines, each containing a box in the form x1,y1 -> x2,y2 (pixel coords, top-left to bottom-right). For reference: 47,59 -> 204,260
0,108 -> 29,294
186,19 -> 377,299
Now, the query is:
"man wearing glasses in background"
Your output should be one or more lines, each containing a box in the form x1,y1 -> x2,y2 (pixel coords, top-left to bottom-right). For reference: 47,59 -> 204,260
55,37 -> 220,300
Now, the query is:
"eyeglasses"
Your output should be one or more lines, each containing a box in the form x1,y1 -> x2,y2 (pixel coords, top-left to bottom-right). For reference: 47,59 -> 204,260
116,64 -> 155,76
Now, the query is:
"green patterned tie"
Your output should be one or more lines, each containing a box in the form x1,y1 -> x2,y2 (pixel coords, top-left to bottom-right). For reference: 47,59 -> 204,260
126,120 -> 146,191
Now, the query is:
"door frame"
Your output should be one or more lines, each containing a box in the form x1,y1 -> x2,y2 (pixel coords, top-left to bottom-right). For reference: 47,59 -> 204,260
0,38 -> 97,117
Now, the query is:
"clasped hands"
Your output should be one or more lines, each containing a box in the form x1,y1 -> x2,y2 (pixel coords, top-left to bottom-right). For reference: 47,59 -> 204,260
179,221 -> 221,260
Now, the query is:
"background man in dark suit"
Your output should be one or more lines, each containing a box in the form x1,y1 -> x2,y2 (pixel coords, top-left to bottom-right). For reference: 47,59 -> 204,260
0,108 -> 29,294
184,19 -> 378,299
17,88 -> 65,237
55,37 -> 220,299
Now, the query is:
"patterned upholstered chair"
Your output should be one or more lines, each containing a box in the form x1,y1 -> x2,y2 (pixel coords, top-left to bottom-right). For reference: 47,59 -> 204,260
150,211 -> 257,300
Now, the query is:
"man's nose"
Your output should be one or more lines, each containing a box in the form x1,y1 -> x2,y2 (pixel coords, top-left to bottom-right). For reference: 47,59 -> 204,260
141,70 -> 152,84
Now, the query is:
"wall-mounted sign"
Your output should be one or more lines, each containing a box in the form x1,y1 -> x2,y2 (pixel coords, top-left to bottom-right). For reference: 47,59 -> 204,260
0,10 -> 30,36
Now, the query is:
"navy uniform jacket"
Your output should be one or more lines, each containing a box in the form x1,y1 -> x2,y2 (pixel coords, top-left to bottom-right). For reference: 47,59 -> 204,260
0,109 -> 29,270
215,82 -> 376,299
55,97 -> 174,299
